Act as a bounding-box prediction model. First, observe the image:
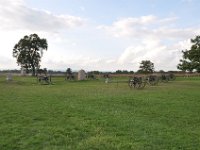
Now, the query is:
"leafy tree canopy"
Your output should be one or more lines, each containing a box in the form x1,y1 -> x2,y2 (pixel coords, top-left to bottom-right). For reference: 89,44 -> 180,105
138,60 -> 154,74
13,33 -> 48,76
177,35 -> 200,73
66,68 -> 72,75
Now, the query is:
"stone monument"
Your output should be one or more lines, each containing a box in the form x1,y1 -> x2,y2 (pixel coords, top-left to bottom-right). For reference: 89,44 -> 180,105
6,73 -> 12,81
78,69 -> 86,80
21,67 -> 26,76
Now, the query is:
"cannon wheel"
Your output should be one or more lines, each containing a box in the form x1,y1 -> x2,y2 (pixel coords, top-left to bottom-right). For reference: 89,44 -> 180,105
149,78 -> 159,85
129,80 -> 146,89
138,81 -> 146,89
128,80 -> 134,88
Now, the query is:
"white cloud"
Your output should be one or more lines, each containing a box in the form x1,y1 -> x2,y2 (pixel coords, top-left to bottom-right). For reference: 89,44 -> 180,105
0,56 -> 17,70
117,39 -> 191,71
41,56 -> 114,71
39,38 -> 190,71
98,15 -> 199,40
95,15 -> 200,71
0,0 -> 86,32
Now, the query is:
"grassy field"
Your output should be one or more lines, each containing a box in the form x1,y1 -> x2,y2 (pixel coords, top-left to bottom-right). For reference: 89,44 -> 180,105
0,75 -> 200,150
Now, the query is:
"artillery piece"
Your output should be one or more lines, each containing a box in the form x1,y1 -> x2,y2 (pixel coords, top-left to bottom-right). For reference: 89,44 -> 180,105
129,76 -> 146,89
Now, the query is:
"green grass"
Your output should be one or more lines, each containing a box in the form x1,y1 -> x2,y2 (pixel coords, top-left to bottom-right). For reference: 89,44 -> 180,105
0,75 -> 200,149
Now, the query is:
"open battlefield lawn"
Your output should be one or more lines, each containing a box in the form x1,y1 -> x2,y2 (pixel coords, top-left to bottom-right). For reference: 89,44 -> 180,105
0,75 -> 200,150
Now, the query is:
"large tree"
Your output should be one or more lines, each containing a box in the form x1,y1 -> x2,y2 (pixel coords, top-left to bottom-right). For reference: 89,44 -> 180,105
178,35 -> 200,73
66,68 -> 72,75
138,60 -> 154,74
13,34 -> 48,76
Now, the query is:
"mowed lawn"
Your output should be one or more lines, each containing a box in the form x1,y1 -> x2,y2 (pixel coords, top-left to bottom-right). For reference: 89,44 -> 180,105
0,76 -> 200,150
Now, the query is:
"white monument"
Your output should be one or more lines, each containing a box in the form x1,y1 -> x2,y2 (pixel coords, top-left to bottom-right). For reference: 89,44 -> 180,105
78,69 -> 86,80
6,73 -> 12,81
21,67 -> 26,76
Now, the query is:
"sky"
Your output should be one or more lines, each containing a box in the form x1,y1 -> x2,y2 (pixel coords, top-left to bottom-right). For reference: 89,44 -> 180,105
0,0 -> 200,71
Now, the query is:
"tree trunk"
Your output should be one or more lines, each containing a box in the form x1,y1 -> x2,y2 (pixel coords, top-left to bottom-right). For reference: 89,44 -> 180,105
31,64 -> 36,76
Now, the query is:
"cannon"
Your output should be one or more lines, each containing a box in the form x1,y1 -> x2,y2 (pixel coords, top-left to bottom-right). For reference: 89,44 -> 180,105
129,76 -> 146,89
